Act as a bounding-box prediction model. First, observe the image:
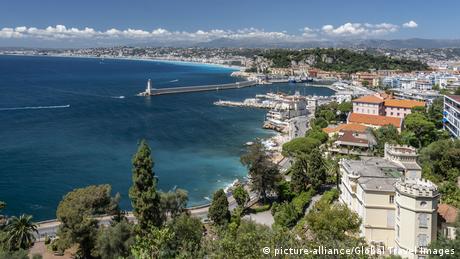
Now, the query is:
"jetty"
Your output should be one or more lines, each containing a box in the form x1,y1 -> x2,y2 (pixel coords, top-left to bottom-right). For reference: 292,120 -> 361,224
138,79 -> 258,96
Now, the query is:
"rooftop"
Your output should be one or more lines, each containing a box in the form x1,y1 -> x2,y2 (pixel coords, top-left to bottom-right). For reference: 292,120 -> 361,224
342,157 -> 403,178
446,95 -> 460,103
352,95 -> 384,104
341,157 -> 404,192
348,113 -> 402,128
438,204 -> 458,224
323,123 -> 369,134
384,99 -> 426,108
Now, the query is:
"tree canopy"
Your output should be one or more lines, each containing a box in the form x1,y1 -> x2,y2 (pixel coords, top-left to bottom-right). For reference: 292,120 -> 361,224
260,48 -> 428,73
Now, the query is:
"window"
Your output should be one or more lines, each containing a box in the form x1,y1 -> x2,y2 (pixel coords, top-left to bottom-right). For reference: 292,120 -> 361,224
397,205 -> 400,217
420,201 -> 427,207
418,234 -> 428,247
397,225 -> 400,238
389,195 -> 395,204
419,214 -> 428,227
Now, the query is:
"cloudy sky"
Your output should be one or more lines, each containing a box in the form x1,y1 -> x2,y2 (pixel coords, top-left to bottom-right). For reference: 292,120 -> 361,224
0,0 -> 459,47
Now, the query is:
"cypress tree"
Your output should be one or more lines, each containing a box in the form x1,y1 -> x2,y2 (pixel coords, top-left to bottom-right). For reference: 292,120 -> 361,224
129,140 -> 163,231
208,189 -> 230,225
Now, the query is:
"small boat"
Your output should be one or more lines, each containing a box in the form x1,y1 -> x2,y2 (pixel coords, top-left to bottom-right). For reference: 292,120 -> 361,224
245,141 -> 254,146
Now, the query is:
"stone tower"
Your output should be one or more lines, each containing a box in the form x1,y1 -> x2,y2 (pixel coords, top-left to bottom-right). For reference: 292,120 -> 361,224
394,178 -> 439,259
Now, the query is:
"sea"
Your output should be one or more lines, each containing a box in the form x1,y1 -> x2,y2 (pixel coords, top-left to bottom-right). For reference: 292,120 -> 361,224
0,55 -> 335,221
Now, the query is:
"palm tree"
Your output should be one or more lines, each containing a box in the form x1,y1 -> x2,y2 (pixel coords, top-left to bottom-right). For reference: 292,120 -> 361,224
6,214 -> 38,250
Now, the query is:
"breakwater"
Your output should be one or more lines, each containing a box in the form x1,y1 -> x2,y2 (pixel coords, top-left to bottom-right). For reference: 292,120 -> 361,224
141,80 -> 258,96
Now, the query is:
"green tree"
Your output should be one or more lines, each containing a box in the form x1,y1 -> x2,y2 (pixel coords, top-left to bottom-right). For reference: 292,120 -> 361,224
427,97 -> 444,128
282,137 -> 321,157
208,189 -> 230,226
306,148 -> 327,191
337,101 -> 352,118
403,112 -> 437,148
165,213 -> 204,257
131,226 -> 173,259
305,203 -> 361,242
241,140 -> 281,202
129,140 -> 163,231
5,215 -> 37,251
373,125 -> 400,156
160,188 -> 188,220
290,157 -> 310,194
233,186 -> 250,209
305,127 -> 328,143
56,184 -> 119,258
93,220 -> 134,259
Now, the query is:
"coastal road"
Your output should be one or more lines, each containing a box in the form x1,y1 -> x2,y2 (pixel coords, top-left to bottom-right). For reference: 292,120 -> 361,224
35,190 -> 259,240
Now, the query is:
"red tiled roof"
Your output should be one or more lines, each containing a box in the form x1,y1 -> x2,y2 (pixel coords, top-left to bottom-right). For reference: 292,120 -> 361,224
348,113 -> 402,128
384,99 -> 425,109
323,123 -> 369,134
352,95 -> 384,104
438,204 -> 458,223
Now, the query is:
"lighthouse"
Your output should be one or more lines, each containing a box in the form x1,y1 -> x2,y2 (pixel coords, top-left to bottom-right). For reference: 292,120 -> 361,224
146,79 -> 152,95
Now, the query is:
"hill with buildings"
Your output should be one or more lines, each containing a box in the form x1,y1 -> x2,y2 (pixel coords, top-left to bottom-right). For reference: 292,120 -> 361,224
254,48 -> 429,73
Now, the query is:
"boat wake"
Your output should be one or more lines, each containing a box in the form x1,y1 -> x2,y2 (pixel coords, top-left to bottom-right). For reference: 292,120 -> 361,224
169,79 -> 179,83
111,96 -> 125,99
0,104 -> 71,111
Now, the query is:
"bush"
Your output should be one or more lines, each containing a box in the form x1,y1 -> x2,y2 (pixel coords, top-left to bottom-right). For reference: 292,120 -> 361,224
315,189 -> 339,208
273,189 -> 315,228
291,189 -> 315,215
248,203 -> 271,214
273,202 -> 299,228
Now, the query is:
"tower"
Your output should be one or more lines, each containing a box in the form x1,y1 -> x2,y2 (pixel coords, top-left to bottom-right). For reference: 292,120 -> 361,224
394,178 -> 439,259
146,79 -> 152,95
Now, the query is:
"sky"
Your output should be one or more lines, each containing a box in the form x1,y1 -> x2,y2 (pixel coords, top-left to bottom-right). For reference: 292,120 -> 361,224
0,0 -> 459,47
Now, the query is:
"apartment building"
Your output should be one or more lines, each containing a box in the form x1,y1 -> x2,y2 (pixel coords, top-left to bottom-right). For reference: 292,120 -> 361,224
339,144 -> 439,259
352,95 -> 386,115
384,99 -> 426,119
443,95 -> 460,138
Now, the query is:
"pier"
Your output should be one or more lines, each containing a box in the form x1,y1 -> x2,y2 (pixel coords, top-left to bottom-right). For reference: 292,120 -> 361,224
138,80 -> 258,96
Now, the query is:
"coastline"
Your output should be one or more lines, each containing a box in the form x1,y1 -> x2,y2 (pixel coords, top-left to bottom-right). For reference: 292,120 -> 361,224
0,53 -> 244,71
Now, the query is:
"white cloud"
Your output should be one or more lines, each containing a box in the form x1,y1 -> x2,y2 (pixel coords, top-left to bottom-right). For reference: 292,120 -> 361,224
322,22 -> 399,37
0,21 -> 409,43
403,20 -> 418,28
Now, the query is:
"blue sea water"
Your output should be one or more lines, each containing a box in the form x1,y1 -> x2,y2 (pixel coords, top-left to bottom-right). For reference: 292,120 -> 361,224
0,55 -> 334,220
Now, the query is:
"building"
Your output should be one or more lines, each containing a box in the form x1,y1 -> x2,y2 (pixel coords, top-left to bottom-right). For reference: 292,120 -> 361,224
347,113 -> 403,131
443,95 -> 460,138
384,99 -> 426,119
324,124 -> 376,156
437,204 -> 458,240
339,144 -> 439,259
353,72 -> 380,87
394,178 -> 439,258
352,95 -> 386,116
